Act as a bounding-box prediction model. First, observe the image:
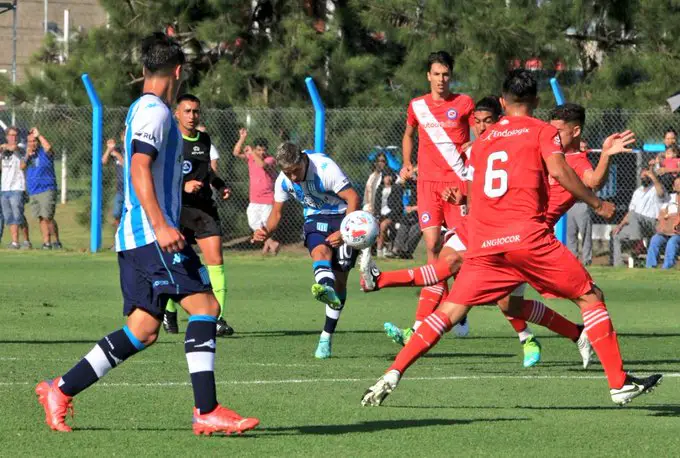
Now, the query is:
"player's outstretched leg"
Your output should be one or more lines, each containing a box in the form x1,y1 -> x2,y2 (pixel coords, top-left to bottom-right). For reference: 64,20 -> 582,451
311,261 -> 345,359
36,323 -> 147,431
362,306 -> 465,406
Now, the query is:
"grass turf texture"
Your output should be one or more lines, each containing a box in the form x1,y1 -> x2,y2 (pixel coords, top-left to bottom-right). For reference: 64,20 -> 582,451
1,252 -> 678,456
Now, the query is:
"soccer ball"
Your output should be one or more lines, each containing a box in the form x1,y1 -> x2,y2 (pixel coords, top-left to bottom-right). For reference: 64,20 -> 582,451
341,210 -> 379,250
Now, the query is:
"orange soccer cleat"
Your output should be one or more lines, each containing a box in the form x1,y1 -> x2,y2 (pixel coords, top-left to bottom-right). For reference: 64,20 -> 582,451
192,404 -> 259,436
35,377 -> 74,432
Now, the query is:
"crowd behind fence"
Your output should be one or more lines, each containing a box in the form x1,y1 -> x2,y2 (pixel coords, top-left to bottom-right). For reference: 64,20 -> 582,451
1,106 -> 679,264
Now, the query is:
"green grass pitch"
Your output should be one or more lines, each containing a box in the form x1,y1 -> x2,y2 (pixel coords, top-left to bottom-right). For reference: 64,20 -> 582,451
1,251 -> 679,456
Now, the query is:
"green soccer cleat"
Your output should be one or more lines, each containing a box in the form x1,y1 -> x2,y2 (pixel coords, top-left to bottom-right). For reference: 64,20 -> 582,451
314,336 -> 332,359
522,336 -> 542,368
311,284 -> 342,310
383,322 -> 414,346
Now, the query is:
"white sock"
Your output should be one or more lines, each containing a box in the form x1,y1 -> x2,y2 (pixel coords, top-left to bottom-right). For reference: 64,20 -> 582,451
518,326 -> 534,342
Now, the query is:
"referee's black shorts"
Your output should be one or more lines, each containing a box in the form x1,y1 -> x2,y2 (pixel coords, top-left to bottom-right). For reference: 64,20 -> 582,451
179,202 -> 221,244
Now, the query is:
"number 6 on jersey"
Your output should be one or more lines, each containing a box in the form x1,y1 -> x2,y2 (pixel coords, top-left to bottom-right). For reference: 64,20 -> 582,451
484,151 -> 509,198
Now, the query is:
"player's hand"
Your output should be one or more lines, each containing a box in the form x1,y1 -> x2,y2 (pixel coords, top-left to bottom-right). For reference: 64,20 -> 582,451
602,130 -> 636,157
325,231 -> 343,248
442,186 -> 463,205
156,225 -> 185,253
239,128 -> 248,140
106,138 -> 116,150
594,200 -> 615,220
29,127 -> 40,138
184,180 -> 203,194
252,227 -> 270,243
400,163 -> 414,181
221,187 -> 231,200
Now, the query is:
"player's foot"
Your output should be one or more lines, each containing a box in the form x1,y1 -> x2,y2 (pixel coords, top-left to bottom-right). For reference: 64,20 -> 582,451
22,240 -> 32,249
216,317 -> 234,337
314,335 -> 332,359
35,377 -> 74,432
576,327 -> 594,369
8,242 -> 19,249
522,336 -> 542,368
41,243 -> 52,250
610,374 -> 663,406
192,404 -> 259,436
361,370 -> 400,406
383,322 -> 413,346
359,248 -> 381,292
52,241 -> 63,249
311,283 -> 342,310
162,311 -> 179,334
452,315 -> 470,337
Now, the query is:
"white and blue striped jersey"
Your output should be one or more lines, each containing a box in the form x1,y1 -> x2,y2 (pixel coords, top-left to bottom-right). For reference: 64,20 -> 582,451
274,153 -> 351,219
115,94 -> 184,252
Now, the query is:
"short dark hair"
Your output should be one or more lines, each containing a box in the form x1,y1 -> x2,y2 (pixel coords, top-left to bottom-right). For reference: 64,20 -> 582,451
427,51 -> 454,72
176,93 -> 200,105
253,137 -> 269,149
141,32 -> 185,75
501,69 -> 538,104
475,96 -> 502,119
550,103 -> 586,127
665,127 -> 677,136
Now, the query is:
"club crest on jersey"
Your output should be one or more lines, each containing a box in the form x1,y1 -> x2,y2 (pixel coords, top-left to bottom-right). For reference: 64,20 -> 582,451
446,108 -> 458,120
421,212 -> 431,224
553,135 -> 561,145
182,160 -> 192,175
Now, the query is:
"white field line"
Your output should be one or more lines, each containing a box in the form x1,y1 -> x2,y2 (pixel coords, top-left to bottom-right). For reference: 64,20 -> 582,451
2,373 -> 679,388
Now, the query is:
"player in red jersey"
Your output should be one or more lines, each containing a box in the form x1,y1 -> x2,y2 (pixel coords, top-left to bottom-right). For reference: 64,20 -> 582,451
399,51 -> 475,335
361,70 -> 662,407
362,99 -> 633,369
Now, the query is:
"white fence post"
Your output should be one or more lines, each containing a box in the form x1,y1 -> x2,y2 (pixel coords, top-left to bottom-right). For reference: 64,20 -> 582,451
60,148 -> 67,204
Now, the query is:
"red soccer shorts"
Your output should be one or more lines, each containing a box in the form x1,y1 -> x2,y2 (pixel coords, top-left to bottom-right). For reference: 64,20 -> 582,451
417,180 -> 466,231
447,234 -> 594,306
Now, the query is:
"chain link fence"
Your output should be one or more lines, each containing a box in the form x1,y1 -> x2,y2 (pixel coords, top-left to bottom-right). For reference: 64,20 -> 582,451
1,106 -> 679,262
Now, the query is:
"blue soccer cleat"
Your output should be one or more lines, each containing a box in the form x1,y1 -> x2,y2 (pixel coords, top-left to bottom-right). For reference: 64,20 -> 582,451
522,336 -> 542,368
315,335 -> 332,359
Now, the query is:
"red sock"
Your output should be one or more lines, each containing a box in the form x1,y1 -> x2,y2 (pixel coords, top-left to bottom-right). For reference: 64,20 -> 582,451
377,259 -> 454,289
389,310 -> 452,374
512,299 -> 581,342
506,316 -> 528,333
582,302 -> 626,389
414,281 -> 448,322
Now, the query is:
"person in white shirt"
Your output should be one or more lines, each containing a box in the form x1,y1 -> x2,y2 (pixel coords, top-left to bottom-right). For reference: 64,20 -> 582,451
646,176 -> 680,269
1,126 -> 31,249
610,168 -> 668,266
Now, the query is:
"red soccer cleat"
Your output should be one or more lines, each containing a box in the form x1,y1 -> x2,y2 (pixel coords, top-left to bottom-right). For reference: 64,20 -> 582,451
192,404 -> 259,436
35,377 -> 74,432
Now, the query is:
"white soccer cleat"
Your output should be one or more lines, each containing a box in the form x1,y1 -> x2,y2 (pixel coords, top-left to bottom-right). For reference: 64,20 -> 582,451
452,316 -> 470,337
576,328 -> 594,369
610,374 -> 663,406
361,370 -> 400,407
359,248 -> 381,292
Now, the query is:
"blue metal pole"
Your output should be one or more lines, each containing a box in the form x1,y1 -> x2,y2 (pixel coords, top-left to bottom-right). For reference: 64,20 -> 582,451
81,73 -> 103,253
304,77 -> 325,153
550,77 -> 568,245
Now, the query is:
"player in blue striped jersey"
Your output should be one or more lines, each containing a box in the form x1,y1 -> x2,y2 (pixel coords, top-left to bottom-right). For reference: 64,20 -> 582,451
254,142 -> 361,359
35,33 -> 258,435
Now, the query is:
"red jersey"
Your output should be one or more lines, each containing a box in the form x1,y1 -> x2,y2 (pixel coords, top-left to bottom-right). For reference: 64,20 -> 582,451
407,93 -> 475,182
544,151 -> 593,228
466,116 -> 564,257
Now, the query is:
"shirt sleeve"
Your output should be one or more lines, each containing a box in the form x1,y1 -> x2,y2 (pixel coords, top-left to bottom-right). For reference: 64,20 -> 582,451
406,101 -> 418,128
209,144 -> 220,161
538,124 -> 564,160
129,103 -> 169,160
321,159 -> 352,194
465,96 -> 476,127
264,156 -> 276,167
274,173 -> 290,203
573,156 -> 593,179
629,189 -> 642,212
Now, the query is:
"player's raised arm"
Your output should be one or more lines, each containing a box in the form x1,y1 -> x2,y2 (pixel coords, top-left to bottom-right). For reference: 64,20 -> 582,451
583,131 -> 636,190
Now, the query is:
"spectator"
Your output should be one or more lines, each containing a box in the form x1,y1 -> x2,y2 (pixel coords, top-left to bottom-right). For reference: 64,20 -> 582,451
23,127 -> 62,249
646,176 -> 680,269
102,132 -> 125,240
655,144 -> 680,190
363,152 -> 387,213
610,168 -> 667,266
388,177 -> 421,259
664,127 -> 677,148
233,127 -> 279,254
566,140 -> 593,265
373,172 -> 402,257
0,126 -> 31,249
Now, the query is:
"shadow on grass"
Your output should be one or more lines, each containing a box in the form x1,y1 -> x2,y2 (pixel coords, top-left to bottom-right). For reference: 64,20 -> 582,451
515,404 -> 680,417
233,330 -> 385,338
